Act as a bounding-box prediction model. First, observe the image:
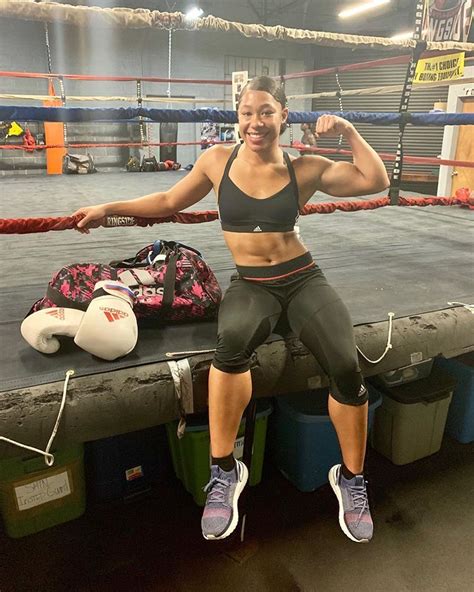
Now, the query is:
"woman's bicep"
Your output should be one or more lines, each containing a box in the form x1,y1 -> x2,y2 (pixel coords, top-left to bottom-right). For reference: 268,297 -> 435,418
318,160 -> 372,197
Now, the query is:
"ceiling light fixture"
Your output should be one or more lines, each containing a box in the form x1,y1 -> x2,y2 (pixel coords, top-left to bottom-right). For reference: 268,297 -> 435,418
184,7 -> 204,21
339,0 -> 391,19
390,30 -> 414,40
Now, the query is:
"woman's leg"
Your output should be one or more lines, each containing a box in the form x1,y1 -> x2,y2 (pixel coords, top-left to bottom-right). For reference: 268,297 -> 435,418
287,272 -> 373,542
210,277 -> 282,458
208,366 -> 252,458
202,278 -> 281,540
327,396 -> 368,474
286,273 -> 368,472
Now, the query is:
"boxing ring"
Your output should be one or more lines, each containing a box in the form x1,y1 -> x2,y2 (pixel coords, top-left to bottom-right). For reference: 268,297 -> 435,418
0,2 -> 474,461
1,172 -> 473,459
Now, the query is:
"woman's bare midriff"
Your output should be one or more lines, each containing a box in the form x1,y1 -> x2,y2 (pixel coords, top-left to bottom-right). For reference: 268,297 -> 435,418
223,230 -> 308,267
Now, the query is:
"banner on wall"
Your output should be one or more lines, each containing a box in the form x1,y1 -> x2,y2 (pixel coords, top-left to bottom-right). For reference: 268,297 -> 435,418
200,122 -> 219,150
423,0 -> 473,42
159,122 -> 178,162
232,70 -> 249,143
414,51 -> 465,83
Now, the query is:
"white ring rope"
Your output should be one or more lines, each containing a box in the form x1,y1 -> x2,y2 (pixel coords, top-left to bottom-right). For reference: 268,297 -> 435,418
0,369 -> 75,467
0,93 -> 226,104
356,313 -> 395,365
287,78 -> 474,101
448,301 -> 474,314
4,75 -> 473,106
2,2 -> 473,52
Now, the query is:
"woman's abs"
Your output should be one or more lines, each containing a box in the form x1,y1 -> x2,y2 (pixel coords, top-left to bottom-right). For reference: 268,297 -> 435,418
224,230 -> 308,267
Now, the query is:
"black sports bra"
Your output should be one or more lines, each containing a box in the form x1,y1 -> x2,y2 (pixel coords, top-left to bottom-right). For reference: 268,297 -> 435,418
218,144 -> 300,233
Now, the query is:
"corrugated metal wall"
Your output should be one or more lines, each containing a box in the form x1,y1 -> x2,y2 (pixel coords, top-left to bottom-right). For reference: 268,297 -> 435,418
307,49 -> 449,178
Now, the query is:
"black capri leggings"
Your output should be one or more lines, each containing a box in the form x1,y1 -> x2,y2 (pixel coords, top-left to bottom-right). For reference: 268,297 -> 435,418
212,252 -> 368,406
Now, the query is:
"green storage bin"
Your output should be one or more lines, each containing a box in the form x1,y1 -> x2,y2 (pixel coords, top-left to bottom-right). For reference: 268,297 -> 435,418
0,443 -> 86,538
370,368 -> 455,465
166,400 -> 272,506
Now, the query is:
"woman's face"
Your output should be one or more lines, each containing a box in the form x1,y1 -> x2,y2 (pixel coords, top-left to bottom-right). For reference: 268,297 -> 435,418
237,90 -> 288,151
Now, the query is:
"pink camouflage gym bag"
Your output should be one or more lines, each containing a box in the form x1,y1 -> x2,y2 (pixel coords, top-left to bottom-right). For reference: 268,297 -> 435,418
28,240 -> 222,324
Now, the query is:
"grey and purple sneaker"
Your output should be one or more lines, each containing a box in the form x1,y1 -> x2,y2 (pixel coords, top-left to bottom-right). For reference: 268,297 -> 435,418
328,464 -> 373,543
201,459 -> 248,540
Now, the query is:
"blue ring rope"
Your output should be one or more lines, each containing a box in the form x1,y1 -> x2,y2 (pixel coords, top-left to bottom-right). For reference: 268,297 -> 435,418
1,106 -> 474,126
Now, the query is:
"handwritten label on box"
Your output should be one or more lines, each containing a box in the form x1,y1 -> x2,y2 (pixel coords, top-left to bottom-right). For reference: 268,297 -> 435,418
15,471 -> 71,511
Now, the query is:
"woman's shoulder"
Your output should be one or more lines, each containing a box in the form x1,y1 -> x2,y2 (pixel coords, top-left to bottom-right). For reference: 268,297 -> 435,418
197,144 -> 235,174
194,144 -> 236,186
199,144 -> 234,164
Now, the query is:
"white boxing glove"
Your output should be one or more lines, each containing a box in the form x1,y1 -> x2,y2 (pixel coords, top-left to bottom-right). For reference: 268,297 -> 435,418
21,307 -> 85,354
74,280 -> 138,361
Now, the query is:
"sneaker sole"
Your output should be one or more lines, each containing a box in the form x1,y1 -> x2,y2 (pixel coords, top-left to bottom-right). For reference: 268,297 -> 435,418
203,460 -> 249,541
328,465 -> 370,544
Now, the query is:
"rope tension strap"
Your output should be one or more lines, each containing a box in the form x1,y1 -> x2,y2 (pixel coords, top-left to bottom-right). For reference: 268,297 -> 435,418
389,0 -> 427,206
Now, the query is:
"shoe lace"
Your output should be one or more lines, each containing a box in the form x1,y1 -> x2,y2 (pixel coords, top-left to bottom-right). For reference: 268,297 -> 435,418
203,476 -> 231,504
348,484 -> 369,525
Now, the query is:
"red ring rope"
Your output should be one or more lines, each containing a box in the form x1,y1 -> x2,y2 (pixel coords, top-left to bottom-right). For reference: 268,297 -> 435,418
0,70 -> 231,85
288,143 -> 474,170
0,192 -> 471,235
0,141 -> 235,151
2,53 -> 471,84
3,140 -> 473,171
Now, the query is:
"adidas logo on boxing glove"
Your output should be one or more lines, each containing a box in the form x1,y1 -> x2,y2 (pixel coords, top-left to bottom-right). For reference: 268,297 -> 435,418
21,307 -> 85,354
74,280 -> 138,361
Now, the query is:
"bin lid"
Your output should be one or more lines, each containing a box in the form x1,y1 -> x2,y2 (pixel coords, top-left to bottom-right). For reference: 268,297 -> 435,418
373,367 -> 456,404
184,398 -> 272,432
451,352 -> 474,368
276,388 -> 381,422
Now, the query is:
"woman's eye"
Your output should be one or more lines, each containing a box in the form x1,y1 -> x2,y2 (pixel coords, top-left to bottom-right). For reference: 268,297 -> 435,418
262,111 -> 274,116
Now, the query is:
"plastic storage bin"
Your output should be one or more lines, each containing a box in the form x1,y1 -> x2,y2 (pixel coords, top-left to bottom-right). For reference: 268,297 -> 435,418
370,367 -> 456,465
0,444 -> 85,538
377,358 -> 434,387
85,425 -> 171,501
270,389 -> 382,492
166,400 -> 272,506
435,353 -> 474,443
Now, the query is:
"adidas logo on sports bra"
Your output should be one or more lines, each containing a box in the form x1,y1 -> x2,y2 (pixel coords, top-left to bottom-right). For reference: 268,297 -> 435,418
252,226 -> 262,232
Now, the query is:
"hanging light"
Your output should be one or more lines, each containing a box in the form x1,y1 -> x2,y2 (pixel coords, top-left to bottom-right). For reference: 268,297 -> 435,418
339,0 -> 390,19
391,30 -> 414,40
184,7 -> 204,21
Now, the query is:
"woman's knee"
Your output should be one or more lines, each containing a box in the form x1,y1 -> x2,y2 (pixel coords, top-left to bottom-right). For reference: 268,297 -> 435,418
213,313 -> 277,374
212,325 -> 253,373
330,367 -> 368,406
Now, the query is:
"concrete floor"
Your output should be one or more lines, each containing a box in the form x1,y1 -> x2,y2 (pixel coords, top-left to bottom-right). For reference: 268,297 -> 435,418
0,435 -> 473,592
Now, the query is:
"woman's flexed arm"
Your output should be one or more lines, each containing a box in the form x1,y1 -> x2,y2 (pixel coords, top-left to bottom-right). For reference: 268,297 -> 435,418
73,149 -> 216,233
295,115 -> 390,203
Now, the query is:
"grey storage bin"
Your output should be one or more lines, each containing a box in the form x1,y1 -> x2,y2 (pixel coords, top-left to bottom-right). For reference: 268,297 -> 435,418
369,367 -> 456,465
